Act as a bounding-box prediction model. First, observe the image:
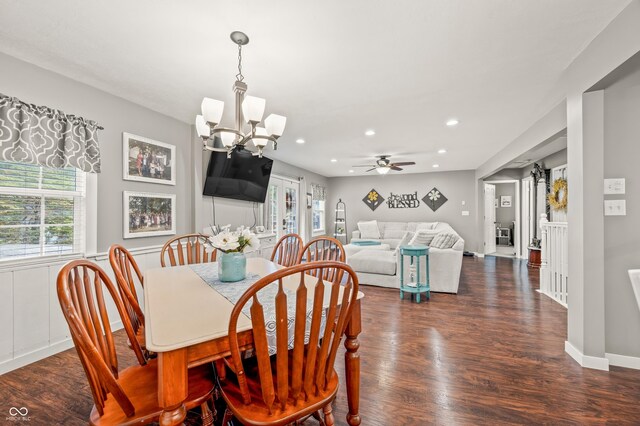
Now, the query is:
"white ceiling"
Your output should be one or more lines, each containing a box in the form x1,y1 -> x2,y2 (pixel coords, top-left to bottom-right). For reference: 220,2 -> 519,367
0,0 -> 630,177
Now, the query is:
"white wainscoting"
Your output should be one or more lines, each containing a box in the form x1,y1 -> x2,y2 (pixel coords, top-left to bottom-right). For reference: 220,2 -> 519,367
0,245 -> 162,375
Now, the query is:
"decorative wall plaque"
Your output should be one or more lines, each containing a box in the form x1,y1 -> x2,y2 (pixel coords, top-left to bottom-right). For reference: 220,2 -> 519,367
362,188 -> 385,211
387,192 -> 420,209
422,187 -> 448,212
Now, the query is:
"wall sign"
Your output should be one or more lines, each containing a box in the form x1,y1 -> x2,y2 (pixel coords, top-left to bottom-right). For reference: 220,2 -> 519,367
362,188 -> 385,211
387,192 -> 420,209
422,187 -> 448,212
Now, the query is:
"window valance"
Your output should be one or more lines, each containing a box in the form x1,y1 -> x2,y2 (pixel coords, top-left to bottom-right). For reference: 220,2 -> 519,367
0,93 -> 102,173
311,183 -> 326,201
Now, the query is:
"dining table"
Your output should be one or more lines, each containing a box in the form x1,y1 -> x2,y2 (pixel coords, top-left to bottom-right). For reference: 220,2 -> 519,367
144,257 -> 364,426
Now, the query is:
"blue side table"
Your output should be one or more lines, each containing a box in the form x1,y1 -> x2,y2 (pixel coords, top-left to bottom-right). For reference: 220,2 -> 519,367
399,245 -> 430,303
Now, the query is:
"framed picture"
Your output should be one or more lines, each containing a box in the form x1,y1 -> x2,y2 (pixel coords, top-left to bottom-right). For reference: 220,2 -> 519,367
500,195 -> 512,208
307,193 -> 313,209
123,132 -> 176,185
123,191 -> 176,239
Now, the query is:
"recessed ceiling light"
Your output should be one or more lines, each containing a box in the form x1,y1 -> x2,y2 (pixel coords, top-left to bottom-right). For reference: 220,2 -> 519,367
365,130 -> 376,136
349,169 -> 354,173
438,149 -> 447,154
446,119 -> 459,127
330,158 -> 337,163
296,138 -> 305,144
432,164 -> 440,168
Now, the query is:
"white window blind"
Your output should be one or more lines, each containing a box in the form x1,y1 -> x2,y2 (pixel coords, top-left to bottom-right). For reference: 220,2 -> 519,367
0,161 -> 86,260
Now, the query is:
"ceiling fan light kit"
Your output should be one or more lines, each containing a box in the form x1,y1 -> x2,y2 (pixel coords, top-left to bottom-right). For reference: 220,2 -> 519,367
195,31 -> 286,159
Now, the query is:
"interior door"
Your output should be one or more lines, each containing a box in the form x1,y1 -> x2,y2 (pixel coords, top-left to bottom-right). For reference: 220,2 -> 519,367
267,177 -> 300,239
484,183 -> 496,254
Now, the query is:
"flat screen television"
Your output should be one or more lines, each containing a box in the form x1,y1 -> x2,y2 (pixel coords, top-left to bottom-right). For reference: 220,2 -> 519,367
203,147 -> 273,203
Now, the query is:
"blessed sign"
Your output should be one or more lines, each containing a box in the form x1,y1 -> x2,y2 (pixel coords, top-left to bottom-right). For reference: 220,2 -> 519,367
387,192 -> 420,209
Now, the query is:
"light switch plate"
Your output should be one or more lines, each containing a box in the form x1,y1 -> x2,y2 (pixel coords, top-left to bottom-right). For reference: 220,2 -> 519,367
461,210 -> 470,216
604,178 -> 625,194
604,200 -> 626,216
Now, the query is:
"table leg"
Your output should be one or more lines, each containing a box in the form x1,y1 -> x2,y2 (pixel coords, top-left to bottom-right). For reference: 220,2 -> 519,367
345,300 -> 362,426
158,349 -> 188,426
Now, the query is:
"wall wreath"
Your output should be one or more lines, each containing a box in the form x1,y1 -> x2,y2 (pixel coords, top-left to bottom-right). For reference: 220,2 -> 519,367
548,178 -> 568,211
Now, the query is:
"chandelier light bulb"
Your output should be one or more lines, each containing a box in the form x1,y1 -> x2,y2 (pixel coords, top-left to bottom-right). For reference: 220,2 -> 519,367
195,115 -> 209,138
253,127 -> 269,148
201,98 -> 224,125
220,132 -> 236,148
264,114 -> 287,137
242,96 -> 266,123
377,167 -> 390,174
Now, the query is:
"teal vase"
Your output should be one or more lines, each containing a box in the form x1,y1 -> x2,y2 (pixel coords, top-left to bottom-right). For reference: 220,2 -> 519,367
218,252 -> 247,282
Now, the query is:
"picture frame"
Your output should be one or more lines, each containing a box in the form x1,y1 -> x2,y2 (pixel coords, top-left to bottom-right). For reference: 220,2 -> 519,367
500,195 -> 512,208
307,192 -> 313,209
123,191 -> 176,239
123,132 -> 176,185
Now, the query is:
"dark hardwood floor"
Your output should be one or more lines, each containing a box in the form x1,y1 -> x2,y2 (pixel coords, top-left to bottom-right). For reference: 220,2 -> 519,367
2,256 -> 640,425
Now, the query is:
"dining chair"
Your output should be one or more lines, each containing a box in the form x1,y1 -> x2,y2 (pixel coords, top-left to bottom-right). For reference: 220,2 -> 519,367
220,261 -> 359,426
108,244 -> 150,362
57,259 -> 215,425
160,233 -> 217,267
270,233 -> 303,268
299,236 -> 346,282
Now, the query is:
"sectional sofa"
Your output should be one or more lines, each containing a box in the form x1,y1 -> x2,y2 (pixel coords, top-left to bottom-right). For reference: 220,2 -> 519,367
348,221 -> 464,293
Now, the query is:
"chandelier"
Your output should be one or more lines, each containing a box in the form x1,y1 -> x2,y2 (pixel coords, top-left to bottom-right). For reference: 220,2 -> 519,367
195,31 -> 287,158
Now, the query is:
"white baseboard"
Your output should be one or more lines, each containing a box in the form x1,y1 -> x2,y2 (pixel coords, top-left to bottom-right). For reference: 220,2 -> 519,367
0,320 -> 123,375
605,352 -> 640,370
565,341 -> 610,371
474,252 -> 485,258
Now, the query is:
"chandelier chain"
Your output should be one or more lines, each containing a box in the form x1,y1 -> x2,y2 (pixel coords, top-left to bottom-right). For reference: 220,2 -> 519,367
236,44 -> 244,82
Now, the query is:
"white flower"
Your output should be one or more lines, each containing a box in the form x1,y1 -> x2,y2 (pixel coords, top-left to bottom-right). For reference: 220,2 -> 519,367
209,231 -> 240,252
428,190 -> 441,201
246,234 -> 260,252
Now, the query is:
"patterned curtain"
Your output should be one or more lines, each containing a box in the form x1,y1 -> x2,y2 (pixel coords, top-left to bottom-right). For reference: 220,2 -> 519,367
311,183 -> 326,201
0,93 -> 102,173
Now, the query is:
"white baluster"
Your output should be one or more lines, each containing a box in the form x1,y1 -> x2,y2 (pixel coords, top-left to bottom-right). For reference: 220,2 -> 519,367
540,214 -> 549,296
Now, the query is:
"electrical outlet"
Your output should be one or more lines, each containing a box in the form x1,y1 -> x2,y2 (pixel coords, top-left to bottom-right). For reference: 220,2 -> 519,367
604,200 -> 626,216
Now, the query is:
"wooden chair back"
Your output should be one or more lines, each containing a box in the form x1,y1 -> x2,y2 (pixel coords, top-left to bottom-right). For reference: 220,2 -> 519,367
298,236 -> 346,281
160,233 -> 217,267
227,261 -> 359,413
270,233 -> 303,268
108,244 -> 146,364
56,260 -> 141,417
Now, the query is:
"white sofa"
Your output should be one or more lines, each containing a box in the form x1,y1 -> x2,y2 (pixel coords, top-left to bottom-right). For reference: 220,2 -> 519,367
348,221 -> 464,293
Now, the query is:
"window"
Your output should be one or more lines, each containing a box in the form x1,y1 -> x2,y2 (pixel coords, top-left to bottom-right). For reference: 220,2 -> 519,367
0,161 -> 86,261
312,199 -> 325,234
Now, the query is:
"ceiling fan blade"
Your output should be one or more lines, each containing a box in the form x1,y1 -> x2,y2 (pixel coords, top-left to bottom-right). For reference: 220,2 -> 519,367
390,166 -> 403,171
352,165 -> 376,168
390,162 -> 416,167
365,167 -> 377,172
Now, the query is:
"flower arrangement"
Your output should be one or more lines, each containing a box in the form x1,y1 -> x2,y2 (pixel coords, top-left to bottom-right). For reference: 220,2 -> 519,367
208,226 -> 260,253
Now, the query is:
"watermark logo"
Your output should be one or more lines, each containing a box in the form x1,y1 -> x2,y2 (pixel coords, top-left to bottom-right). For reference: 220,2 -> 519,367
7,407 -> 30,422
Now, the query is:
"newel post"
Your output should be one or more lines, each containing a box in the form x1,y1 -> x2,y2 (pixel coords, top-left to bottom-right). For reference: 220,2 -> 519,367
539,214 -> 549,295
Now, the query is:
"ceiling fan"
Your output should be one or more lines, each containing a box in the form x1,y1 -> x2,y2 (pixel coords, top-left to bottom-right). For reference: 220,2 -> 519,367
352,155 -> 416,174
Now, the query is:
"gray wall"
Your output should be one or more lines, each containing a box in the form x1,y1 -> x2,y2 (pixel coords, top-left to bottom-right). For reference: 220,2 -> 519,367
495,183 -> 515,227
327,170 -> 478,251
602,54 -> 640,357
0,52 -> 193,253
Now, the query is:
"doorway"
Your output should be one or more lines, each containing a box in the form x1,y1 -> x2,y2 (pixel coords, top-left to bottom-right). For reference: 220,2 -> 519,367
484,180 -> 520,258
267,175 -> 301,240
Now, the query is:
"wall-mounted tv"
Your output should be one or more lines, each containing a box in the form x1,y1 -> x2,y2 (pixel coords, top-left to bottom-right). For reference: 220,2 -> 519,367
203,147 -> 273,203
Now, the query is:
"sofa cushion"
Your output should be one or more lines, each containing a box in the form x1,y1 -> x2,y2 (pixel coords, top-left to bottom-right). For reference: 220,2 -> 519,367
409,229 -> 440,246
382,229 -> 406,239
416,222 -> 438,231
348,250 -> 397,276
430,232 -> 460,249
357,220 -> 380,239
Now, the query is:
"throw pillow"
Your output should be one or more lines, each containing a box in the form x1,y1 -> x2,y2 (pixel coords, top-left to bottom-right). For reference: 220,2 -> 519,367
430,232 -> 459,249
409,229 -> 439,246
357,220 -> 381,239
